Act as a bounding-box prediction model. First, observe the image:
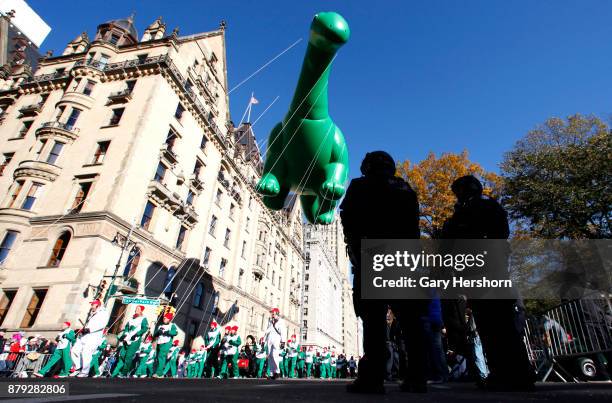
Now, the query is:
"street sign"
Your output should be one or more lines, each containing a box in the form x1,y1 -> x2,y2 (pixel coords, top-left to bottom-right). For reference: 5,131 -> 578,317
122,296 -> 160,306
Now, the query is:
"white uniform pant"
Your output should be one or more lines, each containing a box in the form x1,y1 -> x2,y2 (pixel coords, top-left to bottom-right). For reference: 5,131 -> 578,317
73,333 -> 102,375
266,337 -> 282,374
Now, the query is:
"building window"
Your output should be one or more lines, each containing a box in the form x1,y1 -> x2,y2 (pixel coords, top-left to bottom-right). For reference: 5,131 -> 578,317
165,129 -> 177,153
193,160 -> 203,176
246,217 -> 250,232
154,162 -> 166,183
137,54 -> 148,64
175,103 -> 184,121
54,105 -> 65,121
47,231 -> 71,267
126,80 -> 136,93
215,189 -> 222,206
202,247 -> 211,267
35,139 -> 47,160
241,241 -> 247,258
304,285 -> 309,292
223,229 -> 231,247
176,225 -> 187,250
92,141 -> 110,164
70,181 -> 92,213
46,141 -> 64,164
209,215 -> 217,236
200,135 -> 208,150
65,108 -> 81,130
98,54 -> 110,69
21,182 -> 43,211
108,108 -> 124,125
109,33 -> 120,45
193,283 -> 204,308
82,80 -> 95,96
8,181 -> 23,208
20,288 -> 47,328
303,320 -> 308,327
238,269 -> 244,288
0,290 -> 17,325
229,203 -> 235,219
163,266 -> 176,298
123,247 -> 141,277
0,230 -> 18,265
219,258 -> 227,277
303,308 -> 308,315
19,120 -> 33,137
186,190 -> 195,206
305,274 -> 309,281
140,201 -> 156,230
0,153 -> 14,176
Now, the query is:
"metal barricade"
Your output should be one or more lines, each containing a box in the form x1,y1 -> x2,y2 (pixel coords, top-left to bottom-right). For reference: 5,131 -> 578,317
524,297 -> 612,382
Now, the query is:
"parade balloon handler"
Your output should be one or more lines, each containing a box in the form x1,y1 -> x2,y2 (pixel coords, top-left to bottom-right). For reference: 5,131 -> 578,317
203,320 -> 221,378
134,336 -> 154,378
152,312 -> 178,378
264,307 -> 286,379
112,305 -> 149,377
256,12 -> 350,225
70,299 -> 110,378
34,322 -> 75,378
255,337 -> 268,378
90,332 -> 108,378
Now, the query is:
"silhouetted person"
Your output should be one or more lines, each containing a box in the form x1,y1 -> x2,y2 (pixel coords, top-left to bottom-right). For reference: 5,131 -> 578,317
441,175 -> 535,390
340,151 -> 428,393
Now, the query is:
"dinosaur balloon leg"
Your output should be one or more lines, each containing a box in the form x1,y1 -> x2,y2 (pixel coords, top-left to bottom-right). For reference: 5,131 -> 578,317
256,12 -> 350,225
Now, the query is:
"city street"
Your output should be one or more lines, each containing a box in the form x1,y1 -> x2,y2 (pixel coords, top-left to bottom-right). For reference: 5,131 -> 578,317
0,379 -> 610,402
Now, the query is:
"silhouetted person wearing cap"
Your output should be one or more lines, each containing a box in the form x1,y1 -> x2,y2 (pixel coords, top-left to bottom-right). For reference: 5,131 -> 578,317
441,175 -> 535,390
340,151 -> 427,393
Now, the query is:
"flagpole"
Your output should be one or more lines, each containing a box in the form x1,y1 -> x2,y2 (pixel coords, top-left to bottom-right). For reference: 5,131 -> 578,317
247,91 -> 254,123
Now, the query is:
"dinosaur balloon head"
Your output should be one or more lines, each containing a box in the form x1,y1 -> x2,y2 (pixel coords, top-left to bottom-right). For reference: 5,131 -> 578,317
310,12 -> 351,52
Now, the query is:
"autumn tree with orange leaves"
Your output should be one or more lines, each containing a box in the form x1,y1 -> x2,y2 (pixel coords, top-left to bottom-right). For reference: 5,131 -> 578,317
396,151 -> 503,238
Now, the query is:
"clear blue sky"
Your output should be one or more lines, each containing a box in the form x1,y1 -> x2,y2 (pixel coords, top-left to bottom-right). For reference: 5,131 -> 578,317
30,0 -> 612,178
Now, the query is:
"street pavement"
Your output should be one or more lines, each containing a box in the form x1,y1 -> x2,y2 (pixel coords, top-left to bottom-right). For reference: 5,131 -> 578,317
0,378 -> 610,402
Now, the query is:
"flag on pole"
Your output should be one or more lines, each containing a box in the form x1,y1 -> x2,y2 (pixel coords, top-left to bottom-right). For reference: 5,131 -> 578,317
250,95 -> 259,105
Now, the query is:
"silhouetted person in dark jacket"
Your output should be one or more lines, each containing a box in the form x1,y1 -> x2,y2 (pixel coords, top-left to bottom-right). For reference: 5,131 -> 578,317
441,175 -> 535,390
341,151 -> 427,394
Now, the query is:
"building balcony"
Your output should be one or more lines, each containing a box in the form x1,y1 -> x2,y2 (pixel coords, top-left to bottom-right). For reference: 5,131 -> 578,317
36,121 -> 80,142
160,145 -> 178,165
253,263 -> 265,279
72,59 -> 107,71
147,180 -> 182,208
13,160 -> 61,182
106,88 -> 133,105
21,70 -> 70,88
0,208 -> 36,227
189,174 -> 204,191
59,91 -> 94,110
175,204 -> 199,228
18,102 -> 43,117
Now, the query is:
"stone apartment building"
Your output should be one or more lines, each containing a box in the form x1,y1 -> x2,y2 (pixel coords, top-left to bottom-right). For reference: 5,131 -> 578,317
302,221 -> 360,358
0,15 -> 304,346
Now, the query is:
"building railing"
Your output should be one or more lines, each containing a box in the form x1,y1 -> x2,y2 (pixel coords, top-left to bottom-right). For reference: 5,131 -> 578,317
39,121 -> 80,134
24,71 -> 69,83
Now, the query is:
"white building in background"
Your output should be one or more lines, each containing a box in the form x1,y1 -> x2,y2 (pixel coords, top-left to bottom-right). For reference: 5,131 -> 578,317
302,221 -> 360,357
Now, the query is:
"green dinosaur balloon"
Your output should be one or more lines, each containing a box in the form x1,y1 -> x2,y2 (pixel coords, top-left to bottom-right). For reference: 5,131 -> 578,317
256,12 -> 350,225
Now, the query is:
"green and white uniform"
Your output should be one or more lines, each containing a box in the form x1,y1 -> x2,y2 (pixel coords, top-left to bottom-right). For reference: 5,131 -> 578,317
305,349 -> 314,377
320,351 -> 331,379
163,345 -> 180,377
297,349 -> 306,378
134,341 -> 153,377
154,322 -> 178,377
204,326 -> 221,377
112,315 -> 149,377
286,339 -> 299,378
219,334 -> 241,378
91,338 -> 107,376
38,327 -> 75,377
255,342 -> 267,378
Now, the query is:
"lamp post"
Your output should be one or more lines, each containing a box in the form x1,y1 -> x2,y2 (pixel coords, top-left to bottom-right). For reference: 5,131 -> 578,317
104,220 -> 137,305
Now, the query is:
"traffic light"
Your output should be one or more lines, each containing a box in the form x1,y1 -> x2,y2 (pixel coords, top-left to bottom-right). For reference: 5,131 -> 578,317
156,305 -> 165,316
163,306 -> 176,316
